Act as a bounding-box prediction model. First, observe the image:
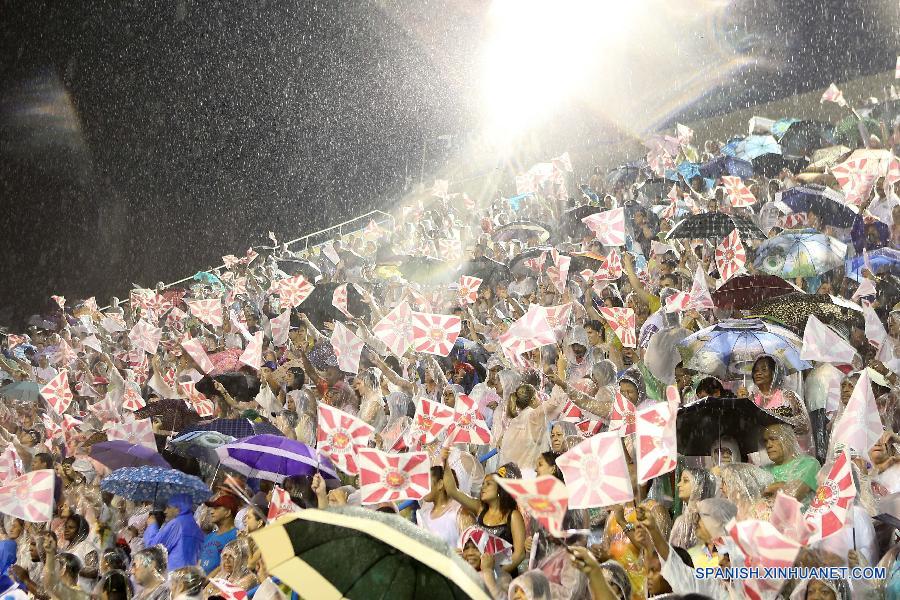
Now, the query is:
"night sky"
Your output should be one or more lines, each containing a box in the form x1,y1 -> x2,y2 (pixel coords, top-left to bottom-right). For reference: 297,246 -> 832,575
1,0 -> 897,326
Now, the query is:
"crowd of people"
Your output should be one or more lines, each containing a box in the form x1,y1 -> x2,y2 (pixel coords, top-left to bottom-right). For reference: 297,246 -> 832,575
1,82 -> 900,600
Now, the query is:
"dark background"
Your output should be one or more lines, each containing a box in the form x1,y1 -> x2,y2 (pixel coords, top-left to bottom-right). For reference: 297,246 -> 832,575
1,0 -> 898,325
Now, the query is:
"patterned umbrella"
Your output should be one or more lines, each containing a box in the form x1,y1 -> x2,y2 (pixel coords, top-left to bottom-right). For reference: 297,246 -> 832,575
252,507 -> 491,600
167,430 -> 235,465
134,399 -> 202,432
208,348 -> 244,375
710,274 -> 798,310
677,318 -> 810,379
215,434 -> 338,483
749,293 -> 864,334
100,465 -> 210,505
753,229 -> 847,278
735,135 -> 781,161
179,418 -> 282,438
90,441 -> 171,470
492,221 -> 551,243
666,212 -> 767,241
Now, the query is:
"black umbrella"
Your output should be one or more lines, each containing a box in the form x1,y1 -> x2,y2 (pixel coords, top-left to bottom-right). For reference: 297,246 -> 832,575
606,161 -> 647,189
397,256 -> 459,286
666,212 -> 767,241
492,221 -> 552,244
562,205 -> 603,239
779,184 -> 858,229
636,178 -> 670,202
507,246 -> 554,276
461,256 -> 511,285
777,120 -> 835,160
698,156 -> 754,180
278,258 -> 323,283
299,281 -> 371,327
751,153 -> 807,177
567,251 -> 608,273
676,396 -> 784,457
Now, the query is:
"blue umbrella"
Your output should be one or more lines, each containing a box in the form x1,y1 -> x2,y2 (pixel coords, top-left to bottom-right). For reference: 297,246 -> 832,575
168,431 -> 235,465
845,248 -> 900,282
179,418 -> 282,438
100,466 -> 211,505
0,381 -> 41,403
753,229 -> 847,279
778,185 -> 858,228
90,441 -> 171,470
698,156 -> 754,180
735,135 -> 781,161
677,318 -> 810,379
771,118 -> 800,140
720,138 -> 743,157
215,434 -> 339,483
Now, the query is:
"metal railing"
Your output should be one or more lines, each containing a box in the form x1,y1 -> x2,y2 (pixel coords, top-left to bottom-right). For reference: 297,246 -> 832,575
103,209 -> 395,309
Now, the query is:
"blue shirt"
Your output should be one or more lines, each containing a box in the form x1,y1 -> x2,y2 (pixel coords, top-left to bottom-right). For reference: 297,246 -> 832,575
199,527 -> 238,574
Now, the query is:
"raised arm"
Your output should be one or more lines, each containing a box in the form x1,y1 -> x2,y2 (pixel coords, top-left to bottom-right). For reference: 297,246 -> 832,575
439,448 -> 481,514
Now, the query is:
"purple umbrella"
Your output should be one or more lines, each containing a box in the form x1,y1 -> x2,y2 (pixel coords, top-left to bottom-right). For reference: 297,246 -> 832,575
90,441 -> 171,470
214,434 -> 338,483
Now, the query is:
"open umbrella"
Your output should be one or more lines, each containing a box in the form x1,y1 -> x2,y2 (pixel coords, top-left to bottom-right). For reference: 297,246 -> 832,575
134,399 -> 202,432
492,221 -> 551,244
752,153 -> 806,178
778,185 -> 857,228
180,418 -> 282,438
606,161 -> 647,189
753,229 -> 847,279
677,318 -> 810,379
252,507 -> 491,600
677,396 -> 785,456
279,258 -> 323,284
215,434 -> 338,483
100,465 -> 211,505
90,441 -> 171,470
636,178 -> 670,202
167,431 -> 235,465
0,381 -> 40,403
461,256 -> 511,285
845,247 -> 900,282
507,246 -> 554,276
710,274 -> 798,310
666,212 -> 767,241
807,145 -> 851,170
750,293 -> 864,334
698,156 -> 754,180
735,135 -> 781,161
777,120 -> 834,159
833,116 -> 881,147
299,282 -> 371,330
562,206 -> 603,239
398,256 -> 458,286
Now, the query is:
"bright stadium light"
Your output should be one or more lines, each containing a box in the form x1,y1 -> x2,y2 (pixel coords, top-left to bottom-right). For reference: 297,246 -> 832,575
480,0 -> 636,143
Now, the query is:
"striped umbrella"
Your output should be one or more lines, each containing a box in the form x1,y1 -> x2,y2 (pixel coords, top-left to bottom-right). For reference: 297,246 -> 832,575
215,434 -> 338,483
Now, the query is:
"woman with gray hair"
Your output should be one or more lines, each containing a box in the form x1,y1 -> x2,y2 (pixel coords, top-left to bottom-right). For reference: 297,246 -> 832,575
167,567 -> 206,600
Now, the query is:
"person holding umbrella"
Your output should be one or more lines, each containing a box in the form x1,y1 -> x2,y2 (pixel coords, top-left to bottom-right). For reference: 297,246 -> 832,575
143,494 -> 203,571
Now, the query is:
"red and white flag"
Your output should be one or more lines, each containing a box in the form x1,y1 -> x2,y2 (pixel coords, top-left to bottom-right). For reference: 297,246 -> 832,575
373,301 -> 414,356
556,432 -> 633,509
0,470 -> 55,522
101,312 -> 128,333
500,307 -> 556,356
896,56 -> 900,79
598,307 -> 636,348
129,320 -> 162,355
410,312 -> 461,356
185,299 -> 223,328
800,314 -> 857,364
144,294 -> 172,316
721,176 -> 756,208
179,382 -> 215,417
608,392 -> 637,436
447,394 -> 491,445
533,303 -> 573,339
409,398 -> 454,446
559,401 -> 584,424
267,485 -> 300,522
635,402 -> 677,483
121,384 -> 147,411
332,284 -> 353,319
781,212 -> 808,229
270,309 -> 291,348
728,518 -> 803,569
272,275 -> 315,308
52,339 -> 77,367
523,251 -> 547,275
582,208 -> 626,246
661,185 -> 679,220
239,332 -> 264,371
165,307 -> 188,330
40,371 -> 73,415
457,276 -> 483,305
357,449 -> 431,504
805,450 -> 856,542
459,526 -> 512,556
548,250 -> 571,294
714,228 -> 746,282
770,492 -> 814,545
577,420 -> 603,437
438,238 -> 462,261
181,336 -> 215,374
687,264 -> 715,310
331,322 -> 365,374
831,370 -> 883,454
820,83 -> 847,107
317,404 -> 374,476
0,446 -> 22,485
832,162 -> 878,207
496,475 -> 569,536
209,578 -> 247,600
104,417 -> 156,451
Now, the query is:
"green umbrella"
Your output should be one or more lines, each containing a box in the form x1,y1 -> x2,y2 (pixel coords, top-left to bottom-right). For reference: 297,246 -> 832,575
253,507 -> 491,600
0,381 -> 41,403
833,116 -> 880,148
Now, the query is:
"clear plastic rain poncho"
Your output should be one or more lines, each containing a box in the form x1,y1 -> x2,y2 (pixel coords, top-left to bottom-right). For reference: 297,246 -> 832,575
761,423 -> 820,504
696,498 -> 738,540
718,463 -> 775,520
508,569 -> 553,600
670,467 -> 717,549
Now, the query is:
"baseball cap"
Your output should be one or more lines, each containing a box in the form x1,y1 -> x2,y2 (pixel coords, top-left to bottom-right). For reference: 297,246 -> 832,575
204,494 -> 240,514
